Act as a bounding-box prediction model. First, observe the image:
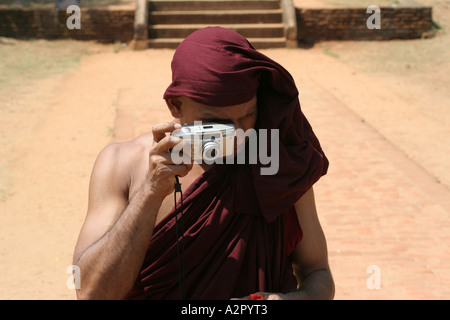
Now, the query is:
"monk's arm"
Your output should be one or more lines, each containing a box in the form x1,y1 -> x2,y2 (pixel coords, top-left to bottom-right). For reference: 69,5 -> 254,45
72,143 -> 164,300
288,187 -> 335,300
73,123 -> 187,300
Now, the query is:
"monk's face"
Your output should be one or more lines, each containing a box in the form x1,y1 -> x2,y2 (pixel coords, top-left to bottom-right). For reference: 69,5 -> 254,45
167,95 -> 258,133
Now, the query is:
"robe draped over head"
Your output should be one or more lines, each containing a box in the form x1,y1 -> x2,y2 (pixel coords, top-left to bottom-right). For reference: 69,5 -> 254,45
125,27 -> 328,300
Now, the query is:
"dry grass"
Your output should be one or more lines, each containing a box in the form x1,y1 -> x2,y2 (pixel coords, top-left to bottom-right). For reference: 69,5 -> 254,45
0,0 -> 134,8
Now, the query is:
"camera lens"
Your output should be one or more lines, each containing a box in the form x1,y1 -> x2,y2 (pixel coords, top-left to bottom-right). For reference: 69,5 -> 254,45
202,141 -> 221,162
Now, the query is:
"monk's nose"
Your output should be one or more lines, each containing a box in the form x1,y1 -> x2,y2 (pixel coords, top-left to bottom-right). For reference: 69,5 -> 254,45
232,119 -> 247,132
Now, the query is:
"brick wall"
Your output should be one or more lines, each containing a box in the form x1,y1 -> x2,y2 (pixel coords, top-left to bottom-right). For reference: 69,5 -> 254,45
0,8 -> 134,43
296,7 -> 433,41
0,6 -> 433,43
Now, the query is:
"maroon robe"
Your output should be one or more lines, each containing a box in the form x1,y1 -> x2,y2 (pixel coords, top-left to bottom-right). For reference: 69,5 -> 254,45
125,27 -> 328,299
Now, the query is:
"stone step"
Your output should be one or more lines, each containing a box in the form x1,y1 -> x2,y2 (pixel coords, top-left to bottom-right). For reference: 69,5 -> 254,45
143,0 -> 288,49
148,23 -> 285,38
148,9 -> 283,24
147,37 -> 286,49
148,0 -> 281,11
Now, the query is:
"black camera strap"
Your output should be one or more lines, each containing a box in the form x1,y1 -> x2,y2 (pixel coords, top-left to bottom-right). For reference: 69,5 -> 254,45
174,175 -> 186,299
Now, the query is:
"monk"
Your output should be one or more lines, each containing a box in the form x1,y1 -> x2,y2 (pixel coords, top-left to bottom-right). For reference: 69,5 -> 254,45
72,27 -> 334,300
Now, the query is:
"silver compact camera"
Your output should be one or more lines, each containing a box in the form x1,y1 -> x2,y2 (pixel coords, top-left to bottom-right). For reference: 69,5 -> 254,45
171,121 -> 236,163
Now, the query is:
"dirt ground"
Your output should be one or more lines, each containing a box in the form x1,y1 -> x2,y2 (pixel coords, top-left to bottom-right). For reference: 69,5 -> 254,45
0,0 -> 449,300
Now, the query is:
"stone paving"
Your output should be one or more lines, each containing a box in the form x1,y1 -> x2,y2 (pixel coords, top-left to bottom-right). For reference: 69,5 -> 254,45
297,68 -> 450,300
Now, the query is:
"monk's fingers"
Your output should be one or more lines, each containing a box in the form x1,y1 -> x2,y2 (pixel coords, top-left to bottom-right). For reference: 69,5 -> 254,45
152,122 -> 181,144
168,139 -> 193,165
150,138 -> 193,169
152,135 -> 184,154
230,292 -> 271,300
149,161 -> 191,180
149,151 -> 172,165
147,163 -> 191,194
165,164 -> 191,177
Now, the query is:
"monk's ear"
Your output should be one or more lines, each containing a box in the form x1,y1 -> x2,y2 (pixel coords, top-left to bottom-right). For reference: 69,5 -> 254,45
166,97 -> 184,118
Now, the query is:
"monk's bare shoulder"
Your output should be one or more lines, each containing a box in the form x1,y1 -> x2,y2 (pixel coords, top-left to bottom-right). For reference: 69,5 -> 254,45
99,132 -> 152,166
93,132 -> 153,198
125,132 -> 154,172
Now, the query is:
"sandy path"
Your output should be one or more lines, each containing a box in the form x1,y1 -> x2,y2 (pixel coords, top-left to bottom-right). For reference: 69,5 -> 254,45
0,47 -> 174,299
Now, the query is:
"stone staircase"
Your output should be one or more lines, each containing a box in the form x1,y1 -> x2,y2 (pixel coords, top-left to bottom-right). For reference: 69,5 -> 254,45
134,0 -> 298,49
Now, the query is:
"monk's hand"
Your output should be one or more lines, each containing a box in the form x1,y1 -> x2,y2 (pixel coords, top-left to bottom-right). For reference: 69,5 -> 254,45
146,122 -> 192,200
231,292 -> 289,300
